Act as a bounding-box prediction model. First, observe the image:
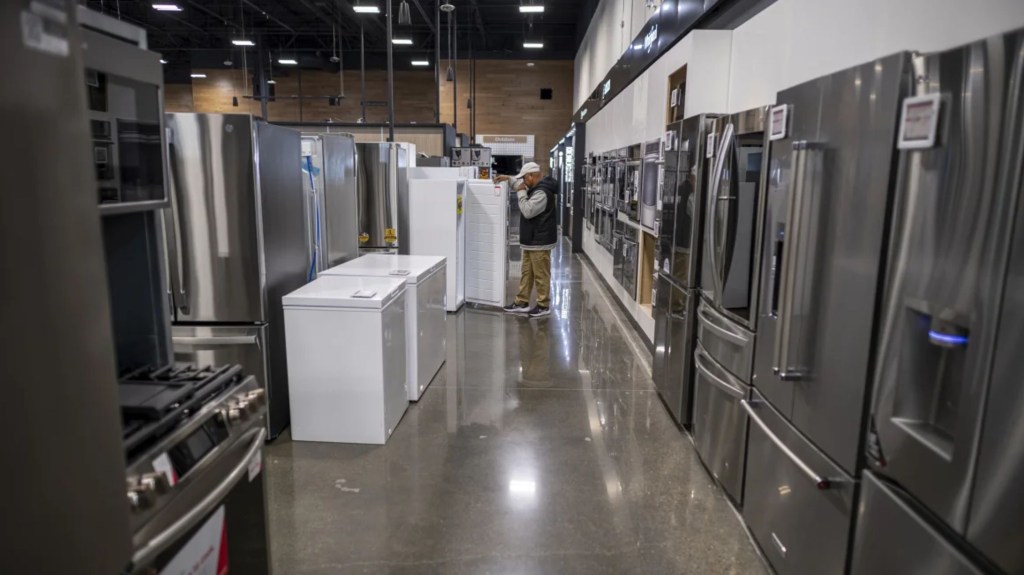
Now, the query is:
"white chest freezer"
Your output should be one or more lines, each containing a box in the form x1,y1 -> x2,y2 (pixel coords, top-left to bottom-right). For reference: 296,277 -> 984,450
283,276 -> 408,444
322,254 -> 447,401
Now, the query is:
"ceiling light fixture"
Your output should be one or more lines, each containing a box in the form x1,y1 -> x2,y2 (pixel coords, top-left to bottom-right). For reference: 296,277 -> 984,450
353,4 -> 380,13
392,38 -> 413,45
160,59 -> 168,64
398,0 -> 412,25
232,39 -> 255,46
278,58 -> 298,65
411,60 -> 430,66
190,73 -> 207,78
519,5 -> 544,13
523,42 -> 544,49
267,79 -> 276,84
153,3 -> 183,11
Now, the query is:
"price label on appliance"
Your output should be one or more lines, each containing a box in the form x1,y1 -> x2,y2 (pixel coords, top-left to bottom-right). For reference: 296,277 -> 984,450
152,452 -> 178,486
247,448 -> 262,482
769,104 -> 789,141
670,88 -> 679,107
384,228 -> 398,244
706,133 -> 716,159
897,93 -> 941,149
663,131 -> 674,151
160,506 -> 227,575
359,232 -> 370,244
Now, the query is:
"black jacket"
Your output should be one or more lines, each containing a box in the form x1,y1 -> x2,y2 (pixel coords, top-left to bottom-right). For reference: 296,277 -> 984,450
520,176 -> 559,247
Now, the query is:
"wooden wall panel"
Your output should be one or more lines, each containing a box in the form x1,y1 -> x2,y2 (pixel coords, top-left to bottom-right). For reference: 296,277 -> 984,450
171,60 -> 574,164
439,60 -> 575,165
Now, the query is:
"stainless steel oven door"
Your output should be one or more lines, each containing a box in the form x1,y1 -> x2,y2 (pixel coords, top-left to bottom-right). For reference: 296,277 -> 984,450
131,425 -> 269,574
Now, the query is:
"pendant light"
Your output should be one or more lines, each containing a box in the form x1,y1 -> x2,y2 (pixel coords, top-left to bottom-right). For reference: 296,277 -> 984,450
444,1 -> 454,82
398,0 -> 411,25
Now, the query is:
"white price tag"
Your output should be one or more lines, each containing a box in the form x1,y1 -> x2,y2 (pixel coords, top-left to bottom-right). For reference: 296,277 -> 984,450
769,104 -> 788,141
897,93 -> 941,149
152,452 -> 178,486
247,448 -> 262,482
663,131 -> 674,151
706,133 -> 717,159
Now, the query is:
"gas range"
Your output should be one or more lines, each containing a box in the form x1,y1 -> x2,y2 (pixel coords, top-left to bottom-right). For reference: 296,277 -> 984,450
118,364 -> 267,565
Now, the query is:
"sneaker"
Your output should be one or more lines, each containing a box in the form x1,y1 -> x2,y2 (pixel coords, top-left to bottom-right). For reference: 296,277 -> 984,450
504,302 -> 530,314
528,306 -> 551,318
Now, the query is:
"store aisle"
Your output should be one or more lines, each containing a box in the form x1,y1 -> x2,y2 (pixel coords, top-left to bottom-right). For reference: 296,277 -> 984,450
264,244 -> 767,575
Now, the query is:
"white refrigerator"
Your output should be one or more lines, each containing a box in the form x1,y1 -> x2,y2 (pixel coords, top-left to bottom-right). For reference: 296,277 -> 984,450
406,177 -> 467,311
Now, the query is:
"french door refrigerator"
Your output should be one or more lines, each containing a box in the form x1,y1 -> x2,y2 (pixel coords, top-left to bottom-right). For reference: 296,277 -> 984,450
852,28 -> 1024,575
741,51 -> 912,575
652,115 -> 716,426
165,113 -> 306,440
692,107 -> 769,504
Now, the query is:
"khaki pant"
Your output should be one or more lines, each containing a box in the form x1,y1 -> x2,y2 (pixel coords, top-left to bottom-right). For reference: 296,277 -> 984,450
515,249 -> 552,308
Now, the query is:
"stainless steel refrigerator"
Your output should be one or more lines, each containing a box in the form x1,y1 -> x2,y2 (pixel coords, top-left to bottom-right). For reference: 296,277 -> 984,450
356,142 -> 408,252
852,29 -> 1024,575
652,114 -> 717,426
691,106 -> 769,504
301,133 -> 359,276
165,113 -> 306,439
741,52 -> 912,575
2,1 -> 133,571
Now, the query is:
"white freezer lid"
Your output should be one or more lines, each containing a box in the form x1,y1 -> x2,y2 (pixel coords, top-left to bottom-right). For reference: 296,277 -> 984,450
282,276 -> 406,309
320,254 -> 446,285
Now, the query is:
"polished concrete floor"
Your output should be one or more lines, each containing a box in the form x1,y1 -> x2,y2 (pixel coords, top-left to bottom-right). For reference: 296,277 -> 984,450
265,244 -> 768,574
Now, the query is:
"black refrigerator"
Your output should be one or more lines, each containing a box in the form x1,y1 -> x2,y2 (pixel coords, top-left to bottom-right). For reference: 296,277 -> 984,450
652,114 -> 717,426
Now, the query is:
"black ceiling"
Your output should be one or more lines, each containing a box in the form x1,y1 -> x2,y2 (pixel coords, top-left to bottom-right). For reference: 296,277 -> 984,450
80,0 -> 593,78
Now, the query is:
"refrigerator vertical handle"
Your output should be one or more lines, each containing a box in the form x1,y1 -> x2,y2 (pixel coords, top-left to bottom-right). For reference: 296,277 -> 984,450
166,136 -> 191,316
707,123 -> 733,305
773,141 -> 821,381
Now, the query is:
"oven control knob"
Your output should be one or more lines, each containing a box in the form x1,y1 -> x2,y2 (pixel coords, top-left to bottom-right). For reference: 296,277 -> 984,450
227,406 -> 244,423
246,389 -> 266,407
127,484 -> 156,512
141,472 -> 170,494
236,399 -> 253,415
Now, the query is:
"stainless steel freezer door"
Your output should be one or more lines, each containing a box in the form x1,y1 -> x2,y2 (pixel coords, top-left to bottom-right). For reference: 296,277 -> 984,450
692,341 -> 750,503
671,115 -> 715,290
654,281 -> 697,425
851,472 -> 986,575
753,52 -> 911,475
172,325 -> 269,402
870,35 -> 1021,534
165,114 -> 264,322
742,391 -> 856,575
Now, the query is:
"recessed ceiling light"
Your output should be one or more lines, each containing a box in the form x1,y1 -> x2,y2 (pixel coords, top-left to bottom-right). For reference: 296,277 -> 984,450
353,5 -> 380,13
392,38 -> 413,45
160,59 -> 168,64
523,42 -> 544,49
232,39 -> 255,46
267,79 -> 276,84
190,73 -> 207,78
278,58 -> 298,65
519,5 -> 544,13
152,3 -> 183,11
411,60 -> 430,66
526,62 -> 536,67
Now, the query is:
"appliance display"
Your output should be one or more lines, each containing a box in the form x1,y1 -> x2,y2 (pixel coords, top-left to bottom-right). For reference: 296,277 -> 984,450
322,254 -> 447,401
357,142 -> 409,251
451,146 -> 492,168
5,3 -> 134,571
640,139 -> 661,230
853,29 -> 1024,575
466,180 -> 511,308
405,173 -> 467,311
301,133 -> 359,277
165,113 -> 307,440
743,52 -> 912,575
283,276 -> 408,445
621,156 -> 642,222
691,107 -> 769,504
652,115 -> 717,426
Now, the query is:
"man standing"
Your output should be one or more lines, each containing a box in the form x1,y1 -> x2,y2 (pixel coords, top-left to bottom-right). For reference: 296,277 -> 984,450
497,162 -> 559,318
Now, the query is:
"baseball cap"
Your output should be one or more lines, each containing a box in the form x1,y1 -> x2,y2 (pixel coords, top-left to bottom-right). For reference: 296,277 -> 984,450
513,162 -> 542,180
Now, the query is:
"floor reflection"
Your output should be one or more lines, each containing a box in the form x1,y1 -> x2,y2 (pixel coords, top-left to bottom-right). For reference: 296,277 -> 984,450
265,243 -> 767,575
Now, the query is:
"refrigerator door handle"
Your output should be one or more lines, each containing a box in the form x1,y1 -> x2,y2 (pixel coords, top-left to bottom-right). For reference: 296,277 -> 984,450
695,347 -> 746,399
772,141 -> 822,381
742,399 -> 833,490
166,137 -> 191,316
173,335 -> 260,347
698,302 -> 748,347
707,123 -> 734,305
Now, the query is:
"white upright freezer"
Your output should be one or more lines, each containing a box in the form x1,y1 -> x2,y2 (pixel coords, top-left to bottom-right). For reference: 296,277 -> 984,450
405,177 -> 466,311
322,254 -> 447,401
282,276 -> 408,444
